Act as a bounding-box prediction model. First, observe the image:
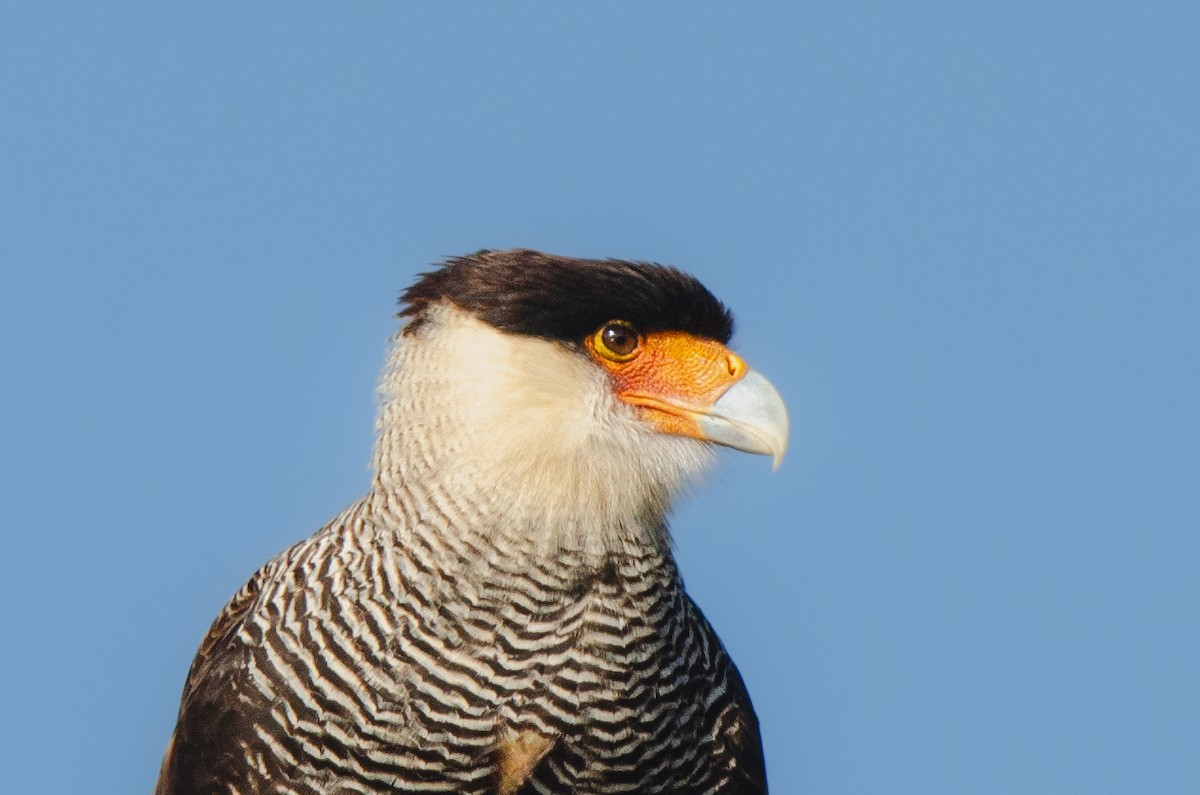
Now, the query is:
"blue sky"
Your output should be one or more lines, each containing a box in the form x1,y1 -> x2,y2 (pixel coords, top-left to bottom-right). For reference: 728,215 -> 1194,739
2,3 -> 1197,792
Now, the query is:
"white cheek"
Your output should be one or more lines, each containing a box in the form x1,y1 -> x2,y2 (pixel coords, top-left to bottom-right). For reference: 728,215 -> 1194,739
376,305 -> 717,551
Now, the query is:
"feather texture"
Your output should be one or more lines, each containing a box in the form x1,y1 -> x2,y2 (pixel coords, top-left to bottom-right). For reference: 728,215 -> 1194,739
158,258 -> 768,794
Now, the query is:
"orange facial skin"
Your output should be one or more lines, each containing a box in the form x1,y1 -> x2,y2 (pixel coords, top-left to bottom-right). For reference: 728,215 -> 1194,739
585,328 -> 749,440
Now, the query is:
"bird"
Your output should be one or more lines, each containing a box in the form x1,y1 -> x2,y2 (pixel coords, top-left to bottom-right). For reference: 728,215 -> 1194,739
156,248 -> 788,795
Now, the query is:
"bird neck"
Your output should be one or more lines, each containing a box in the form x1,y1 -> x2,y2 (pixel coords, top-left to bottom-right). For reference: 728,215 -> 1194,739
367,309 -> 701,562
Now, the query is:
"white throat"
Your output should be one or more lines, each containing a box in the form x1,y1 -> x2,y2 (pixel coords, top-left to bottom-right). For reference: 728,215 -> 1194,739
371,305 -> 713,556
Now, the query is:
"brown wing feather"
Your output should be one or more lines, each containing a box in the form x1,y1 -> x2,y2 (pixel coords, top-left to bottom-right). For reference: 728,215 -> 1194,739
723,659 -> 769,794
154,565 -> 270,795
684,593 -> 770,794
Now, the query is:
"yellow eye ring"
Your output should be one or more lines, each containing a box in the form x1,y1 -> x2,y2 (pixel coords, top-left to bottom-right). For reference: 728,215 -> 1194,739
592,321 -> 641,362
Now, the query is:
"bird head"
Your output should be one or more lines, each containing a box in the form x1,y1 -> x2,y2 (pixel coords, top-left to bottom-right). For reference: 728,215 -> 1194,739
373,250 -> 788,551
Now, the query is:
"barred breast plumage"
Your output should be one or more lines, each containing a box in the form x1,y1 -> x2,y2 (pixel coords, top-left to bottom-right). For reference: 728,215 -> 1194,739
157,250 -> 787,795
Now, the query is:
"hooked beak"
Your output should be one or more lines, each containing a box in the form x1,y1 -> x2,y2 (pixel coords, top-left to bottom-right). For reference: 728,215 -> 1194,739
592,329 -> 790,469
695,369 -> 789,469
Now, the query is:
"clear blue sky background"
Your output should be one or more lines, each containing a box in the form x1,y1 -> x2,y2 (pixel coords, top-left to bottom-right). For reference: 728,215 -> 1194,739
2,3 -> 1197,793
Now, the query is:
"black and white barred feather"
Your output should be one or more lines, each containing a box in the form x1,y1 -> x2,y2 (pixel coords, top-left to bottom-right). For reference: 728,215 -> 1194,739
158,251 -> 768,795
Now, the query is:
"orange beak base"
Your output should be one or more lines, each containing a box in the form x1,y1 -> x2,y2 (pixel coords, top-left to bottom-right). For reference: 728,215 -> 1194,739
588,331 -> 747,440
586,329 -> 789,466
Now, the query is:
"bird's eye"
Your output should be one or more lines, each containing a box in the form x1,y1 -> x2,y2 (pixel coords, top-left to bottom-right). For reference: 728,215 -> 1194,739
594,321 -> 641,361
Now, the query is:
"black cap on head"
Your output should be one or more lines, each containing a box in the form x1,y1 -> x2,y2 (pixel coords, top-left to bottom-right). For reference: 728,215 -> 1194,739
401,249 -> 735,345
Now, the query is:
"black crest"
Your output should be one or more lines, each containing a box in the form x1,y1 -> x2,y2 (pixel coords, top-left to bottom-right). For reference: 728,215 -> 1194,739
400,249 -> 734,345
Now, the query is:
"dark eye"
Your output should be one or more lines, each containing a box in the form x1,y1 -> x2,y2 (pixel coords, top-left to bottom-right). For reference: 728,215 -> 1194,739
595,321 -> 641,360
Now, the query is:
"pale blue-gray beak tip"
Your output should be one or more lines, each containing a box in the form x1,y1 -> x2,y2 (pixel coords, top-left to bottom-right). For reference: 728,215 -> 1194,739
697,369 -> 790,470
